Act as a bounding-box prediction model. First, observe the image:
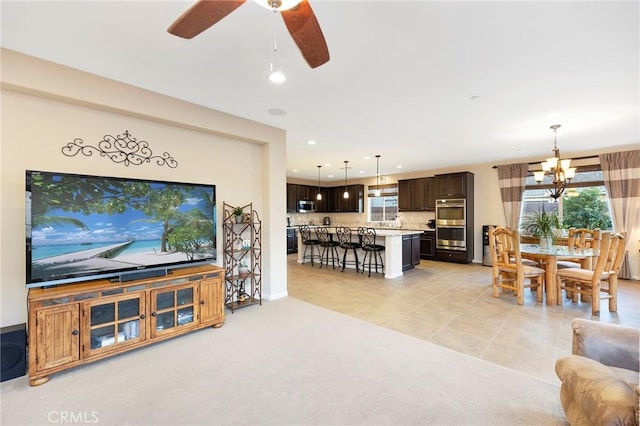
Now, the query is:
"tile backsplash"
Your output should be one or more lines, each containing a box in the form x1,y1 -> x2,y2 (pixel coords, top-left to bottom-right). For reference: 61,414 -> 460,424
287,211 -> 435,230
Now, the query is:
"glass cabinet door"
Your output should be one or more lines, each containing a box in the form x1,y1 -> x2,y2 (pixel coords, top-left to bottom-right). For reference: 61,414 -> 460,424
150,283 -> 198,338
83,292 -> 146,357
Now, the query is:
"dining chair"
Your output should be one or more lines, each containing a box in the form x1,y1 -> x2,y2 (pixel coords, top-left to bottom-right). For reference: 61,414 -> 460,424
556,231 -> 626,316
489,226 -> 545,305
360,228 -> 385,277
557,227 -> 601,270
299,225 -> 320,266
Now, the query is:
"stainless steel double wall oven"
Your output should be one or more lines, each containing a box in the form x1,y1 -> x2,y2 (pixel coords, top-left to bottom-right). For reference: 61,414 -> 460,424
435,199 -> 467,251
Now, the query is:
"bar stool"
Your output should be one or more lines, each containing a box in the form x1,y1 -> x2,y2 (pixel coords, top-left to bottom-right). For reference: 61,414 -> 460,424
299,225 -> 320,266
336,227 -> 362,272
316,227 -> 341,269
361,228 -> 385,277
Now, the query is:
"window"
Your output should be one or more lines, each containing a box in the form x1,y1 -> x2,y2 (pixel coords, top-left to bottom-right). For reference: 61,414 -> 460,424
368,184 -> 398,222
520,167 -> 613,230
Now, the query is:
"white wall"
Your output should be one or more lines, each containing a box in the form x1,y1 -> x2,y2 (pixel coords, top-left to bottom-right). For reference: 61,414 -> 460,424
0,49 -> 288,327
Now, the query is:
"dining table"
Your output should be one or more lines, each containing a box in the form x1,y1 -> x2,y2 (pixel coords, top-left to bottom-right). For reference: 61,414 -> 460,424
519,244 -> 599,305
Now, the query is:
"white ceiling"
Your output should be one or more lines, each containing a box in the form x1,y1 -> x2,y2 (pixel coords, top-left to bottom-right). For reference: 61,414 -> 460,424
1,1 -> 638,182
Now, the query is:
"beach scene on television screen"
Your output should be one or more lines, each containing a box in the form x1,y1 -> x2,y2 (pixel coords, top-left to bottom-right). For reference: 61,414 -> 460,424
28,173 -> 216,282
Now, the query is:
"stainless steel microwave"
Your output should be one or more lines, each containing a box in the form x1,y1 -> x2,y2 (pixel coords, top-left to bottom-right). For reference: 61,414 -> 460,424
298,200 -> 315,213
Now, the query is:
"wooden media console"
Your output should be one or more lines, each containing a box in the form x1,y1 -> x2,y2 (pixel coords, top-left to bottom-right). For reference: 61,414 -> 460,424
27,264 -> 224,386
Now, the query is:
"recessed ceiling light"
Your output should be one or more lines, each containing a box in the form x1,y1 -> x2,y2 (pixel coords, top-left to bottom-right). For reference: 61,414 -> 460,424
328,174 -> 334,178
324,163 -> 331,167
364,156 -> 371,160
308,140 -> 316,145
359,170 -> 365,174
292,169 -> 298,173
267,108 -> 287,116
396,165 -> 403,169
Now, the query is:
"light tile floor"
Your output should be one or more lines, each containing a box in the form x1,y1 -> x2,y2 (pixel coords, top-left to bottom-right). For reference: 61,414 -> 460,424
287,254 -> 640,385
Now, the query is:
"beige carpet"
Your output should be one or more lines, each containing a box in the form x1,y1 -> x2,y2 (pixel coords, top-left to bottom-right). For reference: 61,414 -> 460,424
1,298 -> 566,425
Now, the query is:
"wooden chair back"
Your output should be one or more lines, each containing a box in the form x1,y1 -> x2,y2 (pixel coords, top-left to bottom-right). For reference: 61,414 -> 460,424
602,232 -> 627,274
589,232 -> 613,280
567,228 -> 601,250
489,226 -> 544,305
557,232 -> 626,316
489,226 -> 516,267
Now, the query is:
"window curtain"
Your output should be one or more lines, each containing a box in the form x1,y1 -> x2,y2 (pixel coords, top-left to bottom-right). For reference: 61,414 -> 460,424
599,150 -> 640,280
497,163 -> 529,229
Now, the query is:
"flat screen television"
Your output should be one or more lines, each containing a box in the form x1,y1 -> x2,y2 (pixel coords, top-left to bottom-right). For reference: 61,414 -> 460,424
26,170 -> 216,288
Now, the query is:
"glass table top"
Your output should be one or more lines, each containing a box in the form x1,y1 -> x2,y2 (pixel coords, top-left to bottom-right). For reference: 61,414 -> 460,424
520,244 -> 598,257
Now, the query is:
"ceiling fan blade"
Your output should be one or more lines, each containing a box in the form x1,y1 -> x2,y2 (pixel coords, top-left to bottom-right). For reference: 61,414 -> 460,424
168,0 -> 247,39
281,0 -> 330,68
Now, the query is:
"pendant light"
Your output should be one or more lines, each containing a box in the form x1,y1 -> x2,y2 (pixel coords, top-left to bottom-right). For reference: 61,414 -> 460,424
316,165 -> 323,201
343,160 -> 349,199
374,154 -> 381,197
268,5 -> 285,84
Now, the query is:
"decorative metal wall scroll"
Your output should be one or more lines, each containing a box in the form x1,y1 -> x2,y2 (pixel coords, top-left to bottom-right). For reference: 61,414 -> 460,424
61,130 -> 178,168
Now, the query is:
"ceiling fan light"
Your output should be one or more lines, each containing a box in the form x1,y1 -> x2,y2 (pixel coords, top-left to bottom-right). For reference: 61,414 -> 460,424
269,70 -> 286,83
254,0 -> 302,11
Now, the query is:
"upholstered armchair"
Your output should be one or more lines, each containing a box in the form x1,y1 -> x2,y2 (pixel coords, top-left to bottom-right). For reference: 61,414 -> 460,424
555,318 -> 639,425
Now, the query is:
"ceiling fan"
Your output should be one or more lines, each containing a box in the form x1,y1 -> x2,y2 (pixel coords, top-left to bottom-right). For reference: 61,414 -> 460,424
168,0 -> 330,69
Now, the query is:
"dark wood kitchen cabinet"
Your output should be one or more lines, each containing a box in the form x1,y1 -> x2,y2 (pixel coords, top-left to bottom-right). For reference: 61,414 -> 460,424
286,184 -> 363,213
314,187 -> 329,212
425,178 -> 436,210
398,179 -> 416,211
402,234 -> 421,270
339,184 -> 364,212
434,172 -> 473,199
287,183 -> 298,212
297,185 -> 316,201
287,228 -> 298,254
398,178 -> 435,211
435,249 -> 470,263
321,185 -> 364,213
420,231 -> 436,260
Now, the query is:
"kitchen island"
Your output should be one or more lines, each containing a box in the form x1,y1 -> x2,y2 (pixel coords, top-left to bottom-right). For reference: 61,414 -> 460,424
296,227 -> 424,279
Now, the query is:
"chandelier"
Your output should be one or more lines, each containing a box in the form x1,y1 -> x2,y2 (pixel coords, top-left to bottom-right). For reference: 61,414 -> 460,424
533,124 -> 576,201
